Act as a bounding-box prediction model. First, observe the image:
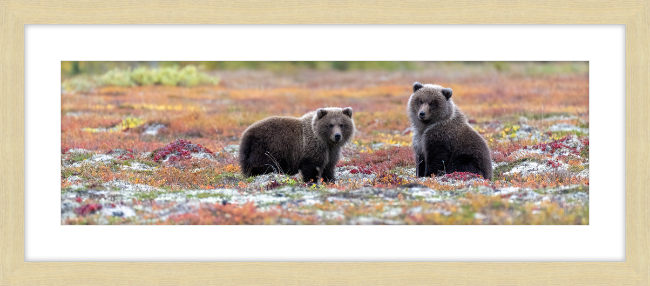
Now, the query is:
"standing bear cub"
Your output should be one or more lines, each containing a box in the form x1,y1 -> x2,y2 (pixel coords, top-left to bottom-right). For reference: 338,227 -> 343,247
408,82 -> 493,180
239,107 -> 355,183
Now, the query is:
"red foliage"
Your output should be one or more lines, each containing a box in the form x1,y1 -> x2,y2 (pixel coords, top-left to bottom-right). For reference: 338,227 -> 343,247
350,166 -> 373,175
546,159 -> 562,168
152,139 -> 214,162
108,149 -> 137,160
440,172 -> 483,181
266,180 -> 281,190
490,141 -> 530,162
580,137 -> 589,146
74,203 -> 102,216
528,136 -> 580,156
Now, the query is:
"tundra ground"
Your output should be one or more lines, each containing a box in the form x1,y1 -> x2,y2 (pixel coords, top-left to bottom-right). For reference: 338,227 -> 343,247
61,63 -> 589,224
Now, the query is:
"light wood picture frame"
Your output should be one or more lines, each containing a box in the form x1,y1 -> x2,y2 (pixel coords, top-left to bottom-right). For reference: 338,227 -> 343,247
1,1 -> 647,285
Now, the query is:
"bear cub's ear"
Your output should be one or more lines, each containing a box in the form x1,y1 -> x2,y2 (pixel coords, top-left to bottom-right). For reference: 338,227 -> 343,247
317,108 -> 328,119
442,88 -> 452,100
413,82 -> 424,93
342,107 -> 353,118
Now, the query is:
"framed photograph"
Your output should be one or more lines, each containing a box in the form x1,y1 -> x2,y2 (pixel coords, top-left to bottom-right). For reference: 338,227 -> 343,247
2,1 -> 647,285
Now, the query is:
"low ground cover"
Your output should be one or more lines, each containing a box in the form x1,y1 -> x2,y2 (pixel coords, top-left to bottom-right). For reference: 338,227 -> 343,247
61,63 -> 589,224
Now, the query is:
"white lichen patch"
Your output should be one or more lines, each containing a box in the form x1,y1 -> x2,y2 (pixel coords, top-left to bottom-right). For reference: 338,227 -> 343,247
549,123 -> 588,134
121,162 -> 156,171
222,145 -> 239,156
503,161 -> 552,176
142,124 -> 166,136
101,205 -> 136,218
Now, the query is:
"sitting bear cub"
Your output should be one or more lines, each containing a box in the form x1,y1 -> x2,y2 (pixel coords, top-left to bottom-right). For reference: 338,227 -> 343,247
239,107 -> 355,183
408,82 -> 492,180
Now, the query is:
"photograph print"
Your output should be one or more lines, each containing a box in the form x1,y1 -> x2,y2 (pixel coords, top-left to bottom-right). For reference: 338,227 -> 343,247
60,61 -> 589,225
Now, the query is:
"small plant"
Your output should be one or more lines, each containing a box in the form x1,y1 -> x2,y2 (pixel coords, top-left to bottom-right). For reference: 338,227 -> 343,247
68,152 -> 93,163
546,159 -> 562,168
527,135 -> 581,156
101,68 -> 135,87
280,176 -> 298,187
266,180 -> 281,190
152,139 -> 214,162
74,203 -> 102,216
375,172 -> 404,187
498,124 -> 521,139
440,172 -> 483,182
118,117 -> 146,131
131,67 -> 157,85
350,166 -> 373,175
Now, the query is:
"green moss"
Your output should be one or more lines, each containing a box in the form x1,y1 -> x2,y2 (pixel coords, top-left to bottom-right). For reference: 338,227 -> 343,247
61,169 -> 77,179
412,195 -> 425,201
106,216 -> 136,225
186,192 -> 231,200
491,200 -> 504,209
69,152 -> 93,163
197,193 -> 230,199
279,176 -> 298,187
521,112 -> 571,121
559,185 -> 589,194
580,146 -> 589,159
492,61 -> 511,72
460,205 -> 475,220
522,62 -> 588,76
550,130 -> 588,138
568,164 -> 587,173
134,191 -> 164,201
211,172 -> 244,185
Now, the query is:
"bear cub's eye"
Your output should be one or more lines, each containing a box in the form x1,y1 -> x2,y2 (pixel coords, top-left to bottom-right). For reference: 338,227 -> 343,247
339,124 -> 344,128
418,100 -> 423,105
329,124 -> 334,128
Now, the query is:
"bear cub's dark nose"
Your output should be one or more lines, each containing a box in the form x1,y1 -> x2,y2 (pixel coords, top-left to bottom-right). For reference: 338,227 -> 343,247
418,111 -> 425,119
334,133 -> 342,142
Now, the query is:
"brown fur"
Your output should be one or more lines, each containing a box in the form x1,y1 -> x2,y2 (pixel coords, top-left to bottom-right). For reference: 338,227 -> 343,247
239,107 -> 355,183
408,82 -> 493,180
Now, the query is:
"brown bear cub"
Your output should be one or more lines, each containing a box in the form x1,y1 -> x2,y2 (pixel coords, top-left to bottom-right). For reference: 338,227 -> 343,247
408,82 -> 493,180
239,107 -> 355,183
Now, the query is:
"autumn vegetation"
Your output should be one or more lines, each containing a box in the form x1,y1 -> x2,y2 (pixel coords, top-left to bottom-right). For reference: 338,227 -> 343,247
61,61 -> 589,225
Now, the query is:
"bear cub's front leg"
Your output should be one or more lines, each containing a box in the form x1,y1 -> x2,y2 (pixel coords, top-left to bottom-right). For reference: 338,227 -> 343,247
321,163 -> 336,183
